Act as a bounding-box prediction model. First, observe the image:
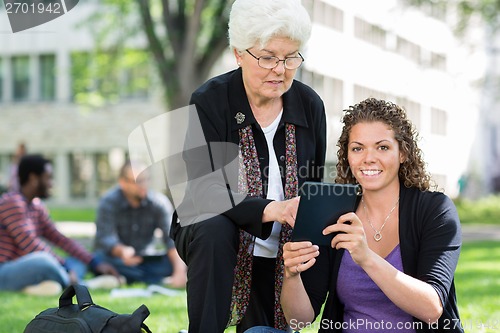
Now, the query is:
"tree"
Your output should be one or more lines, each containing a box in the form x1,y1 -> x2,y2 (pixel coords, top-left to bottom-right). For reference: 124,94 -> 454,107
81,0 -> 234,109
406,0 -> 500,196
404,0 -> 500,32
137,0 -> 234,108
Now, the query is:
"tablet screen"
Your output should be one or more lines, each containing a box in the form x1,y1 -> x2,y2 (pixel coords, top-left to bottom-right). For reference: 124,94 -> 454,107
292,182 -> 360,246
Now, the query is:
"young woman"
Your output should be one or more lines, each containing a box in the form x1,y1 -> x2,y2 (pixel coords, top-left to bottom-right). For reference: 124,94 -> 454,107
247,98 -> 463,332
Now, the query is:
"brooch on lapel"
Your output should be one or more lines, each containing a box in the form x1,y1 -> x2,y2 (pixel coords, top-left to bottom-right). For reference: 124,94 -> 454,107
235,112 -> 245,124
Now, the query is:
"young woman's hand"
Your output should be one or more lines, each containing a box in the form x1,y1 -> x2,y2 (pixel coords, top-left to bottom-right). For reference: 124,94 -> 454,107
323,212 -> 370,265
283,241 -> 319,278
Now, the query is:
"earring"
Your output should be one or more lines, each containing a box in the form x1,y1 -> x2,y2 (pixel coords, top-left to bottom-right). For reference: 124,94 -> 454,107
237,62 -> 241,66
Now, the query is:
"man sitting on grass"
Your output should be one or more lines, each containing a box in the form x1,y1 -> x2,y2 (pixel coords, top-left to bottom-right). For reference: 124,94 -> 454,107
92,160 -> 186,288
0,154 -> 121,295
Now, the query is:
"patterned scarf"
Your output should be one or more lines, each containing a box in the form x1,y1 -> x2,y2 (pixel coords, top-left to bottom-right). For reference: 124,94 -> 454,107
228,123 -> 298,330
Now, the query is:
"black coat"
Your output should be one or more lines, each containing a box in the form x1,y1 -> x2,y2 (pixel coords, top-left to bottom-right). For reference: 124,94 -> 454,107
175,67 -> 327,239
301,184 -> 463,333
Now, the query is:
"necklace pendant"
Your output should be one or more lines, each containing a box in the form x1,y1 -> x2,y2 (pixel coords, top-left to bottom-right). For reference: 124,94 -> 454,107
374,232 -> 382,242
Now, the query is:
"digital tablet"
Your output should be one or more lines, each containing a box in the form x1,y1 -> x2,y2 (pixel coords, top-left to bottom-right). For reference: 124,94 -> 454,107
139,250 -> 167,262
292,182 -> 361,246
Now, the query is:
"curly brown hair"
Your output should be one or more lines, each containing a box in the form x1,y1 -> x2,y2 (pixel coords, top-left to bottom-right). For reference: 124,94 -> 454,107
335,98 -> 433,191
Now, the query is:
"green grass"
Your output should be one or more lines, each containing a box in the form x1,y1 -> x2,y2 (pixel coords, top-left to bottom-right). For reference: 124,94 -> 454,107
1,241 -> 498,332
454,241 -> 500,333
0,288 -> 189,332
5,200 -> 499,332
45,195 -> 500,225
454,195 -> 500,225
48,207 -> 96,222
46,195 -> 500,225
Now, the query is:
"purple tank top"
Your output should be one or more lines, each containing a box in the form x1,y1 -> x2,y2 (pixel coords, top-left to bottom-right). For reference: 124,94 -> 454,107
336,244 -> 416,332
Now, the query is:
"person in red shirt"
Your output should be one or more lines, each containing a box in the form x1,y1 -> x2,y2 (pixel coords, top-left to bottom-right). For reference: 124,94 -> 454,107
0,154 -> 120,295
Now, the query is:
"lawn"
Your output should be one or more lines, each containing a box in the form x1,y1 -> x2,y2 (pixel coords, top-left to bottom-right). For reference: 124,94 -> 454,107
0,287 -> 190,333
1,240 -> 498,332
48,206 -> 96,222
4,198 -> 498,332
46,195 -> 500,225
454,241 -> 500,333
454,195 -> 500,225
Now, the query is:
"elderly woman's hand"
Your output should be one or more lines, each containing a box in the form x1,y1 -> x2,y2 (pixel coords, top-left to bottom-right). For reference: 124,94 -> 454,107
262,196 -> 300,227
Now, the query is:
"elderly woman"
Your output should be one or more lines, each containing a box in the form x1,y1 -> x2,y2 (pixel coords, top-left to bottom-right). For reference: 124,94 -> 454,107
169,0 -> 326,332
274,98 -> 462,333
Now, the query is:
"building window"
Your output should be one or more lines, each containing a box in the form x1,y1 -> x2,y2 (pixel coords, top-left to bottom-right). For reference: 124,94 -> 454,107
313,72 -> 325,101
397,97 -> 421,131
490,126 -> 499,160
325,4 -> 343,31
430,52 -> 446,71
298,68 -> 313,87
70,152 -> 95,198
313,0 -> 326,26
353,84 -> 387,103
420,2 -> 447,21
120,49 -> 150,99
431,107 -> 447,135
40,54 -> 56,101
71,51 -> 91,102
311,1 -> 343,31
396,36 -> 421,64
69,151 -> 125,199
300,70 -> 344,116
431,173 -> 447,190
71,49 -> 150,104
71,51 -> 119,104
12,56 -> 30,101
354,17 -> 386,49
324,76 -> 344,116
323,161 -> 337,183
302,0 -> 313,18
96,152 -> 124,196
0,58 -> 3,102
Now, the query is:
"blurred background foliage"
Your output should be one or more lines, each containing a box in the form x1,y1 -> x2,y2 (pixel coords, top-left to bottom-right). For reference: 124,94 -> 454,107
77,0 -> 234,109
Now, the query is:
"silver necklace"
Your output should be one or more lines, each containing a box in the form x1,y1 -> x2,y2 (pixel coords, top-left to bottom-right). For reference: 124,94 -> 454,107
361,197 -> 400,242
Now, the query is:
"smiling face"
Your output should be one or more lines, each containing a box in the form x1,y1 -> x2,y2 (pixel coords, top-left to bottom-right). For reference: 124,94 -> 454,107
235,36 -> 300,106
347,121 -> 405,194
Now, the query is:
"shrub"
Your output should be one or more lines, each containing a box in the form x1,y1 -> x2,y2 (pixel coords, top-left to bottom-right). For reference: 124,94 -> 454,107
454,195 -> 500,225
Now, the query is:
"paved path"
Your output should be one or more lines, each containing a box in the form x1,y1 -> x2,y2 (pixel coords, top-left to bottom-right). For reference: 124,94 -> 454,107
56,221 -> 500,242
56,221 -> 95,236
461,224 -> 500,242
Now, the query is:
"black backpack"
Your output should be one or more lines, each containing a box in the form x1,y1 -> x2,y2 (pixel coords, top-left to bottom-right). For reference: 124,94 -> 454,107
24,284 -> 152,333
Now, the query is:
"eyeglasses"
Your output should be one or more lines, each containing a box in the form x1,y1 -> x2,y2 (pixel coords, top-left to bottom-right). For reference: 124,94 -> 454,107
245,49 -> 304,70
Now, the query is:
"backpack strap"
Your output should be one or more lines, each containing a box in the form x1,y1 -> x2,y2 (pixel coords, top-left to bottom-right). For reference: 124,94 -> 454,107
59,284 -> 94,309
130,305 -> 151,331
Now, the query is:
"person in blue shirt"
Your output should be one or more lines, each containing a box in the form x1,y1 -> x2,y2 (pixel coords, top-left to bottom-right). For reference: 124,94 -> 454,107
93,160 -> 186,288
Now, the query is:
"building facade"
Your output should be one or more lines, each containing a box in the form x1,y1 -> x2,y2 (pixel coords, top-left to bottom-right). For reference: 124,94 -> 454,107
0,0 -> 487,205
0,3 -> 168,205
299,0 -> 485,198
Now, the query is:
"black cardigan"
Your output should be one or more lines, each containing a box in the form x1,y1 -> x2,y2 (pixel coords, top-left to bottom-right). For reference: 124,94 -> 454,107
300,184 -> 463,333
175,68 -> 327,239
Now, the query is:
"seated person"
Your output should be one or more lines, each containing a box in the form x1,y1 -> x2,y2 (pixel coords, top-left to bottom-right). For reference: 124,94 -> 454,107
93,161 -> 186,288
0,154 -> 120,296
245,98 -> 463,333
